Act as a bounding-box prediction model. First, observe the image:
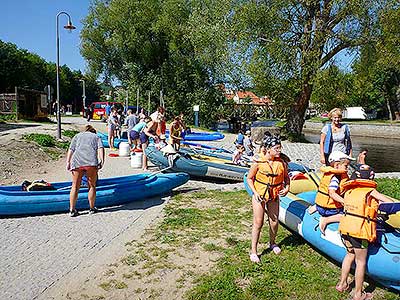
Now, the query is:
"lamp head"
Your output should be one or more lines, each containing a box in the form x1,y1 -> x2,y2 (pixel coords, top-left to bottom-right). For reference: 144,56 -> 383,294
64,21 -> 76,32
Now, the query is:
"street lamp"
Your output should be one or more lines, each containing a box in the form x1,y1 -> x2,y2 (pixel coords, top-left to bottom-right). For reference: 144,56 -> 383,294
79,79 -> 86,113
56,11 -> 76,140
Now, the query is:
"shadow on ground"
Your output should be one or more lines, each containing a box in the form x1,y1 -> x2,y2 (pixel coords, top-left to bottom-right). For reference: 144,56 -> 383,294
0,123 -> 41,133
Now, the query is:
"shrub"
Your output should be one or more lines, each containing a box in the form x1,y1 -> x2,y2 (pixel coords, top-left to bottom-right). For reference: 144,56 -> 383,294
62,130 -> 79,139
24,133 -> 55,147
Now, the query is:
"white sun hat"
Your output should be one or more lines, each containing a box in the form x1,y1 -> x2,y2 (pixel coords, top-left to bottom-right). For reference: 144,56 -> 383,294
328,151 -> 355,163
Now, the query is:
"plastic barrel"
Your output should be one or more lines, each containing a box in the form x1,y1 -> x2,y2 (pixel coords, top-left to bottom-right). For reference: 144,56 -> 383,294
119,142 -> 130,157
130,150 -> 143,168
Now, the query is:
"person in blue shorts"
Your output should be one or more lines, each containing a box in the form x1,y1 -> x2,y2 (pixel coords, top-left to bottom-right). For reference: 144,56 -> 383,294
129,117 -> 151,148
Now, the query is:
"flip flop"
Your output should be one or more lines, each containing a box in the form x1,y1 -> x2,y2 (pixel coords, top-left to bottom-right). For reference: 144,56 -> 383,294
352,292 -> 373,300
335,283 -> 350,293
249,253 -> 260,263
270,244 -> 281,255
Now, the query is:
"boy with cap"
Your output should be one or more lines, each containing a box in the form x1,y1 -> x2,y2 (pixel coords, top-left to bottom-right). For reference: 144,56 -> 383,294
309,151 -> 354,234
336,164 -> 393,300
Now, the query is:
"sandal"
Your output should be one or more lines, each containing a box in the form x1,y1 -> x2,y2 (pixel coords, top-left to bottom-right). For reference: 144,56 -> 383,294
270,244 -> 281,255
335,283 -> 350,293
352,292 -> 373,300
249,253 -> 260,263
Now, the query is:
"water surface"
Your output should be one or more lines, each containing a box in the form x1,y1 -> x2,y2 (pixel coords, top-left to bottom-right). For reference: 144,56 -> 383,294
303,130 -> 400,173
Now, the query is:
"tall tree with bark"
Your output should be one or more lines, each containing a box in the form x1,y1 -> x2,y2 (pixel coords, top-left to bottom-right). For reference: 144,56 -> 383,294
236,0 -> 393,137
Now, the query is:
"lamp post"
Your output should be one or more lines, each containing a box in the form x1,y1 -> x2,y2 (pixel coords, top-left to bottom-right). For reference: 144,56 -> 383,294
56,11 -> 76,140
79,79 -> 86,112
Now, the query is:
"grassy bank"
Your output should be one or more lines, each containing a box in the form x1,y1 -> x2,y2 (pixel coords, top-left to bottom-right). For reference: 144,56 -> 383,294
83,184 -> 400,300
23,130 -> 79,159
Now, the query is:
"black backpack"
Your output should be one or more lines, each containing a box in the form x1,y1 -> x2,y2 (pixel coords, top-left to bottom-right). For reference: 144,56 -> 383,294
22,180 -> 56,191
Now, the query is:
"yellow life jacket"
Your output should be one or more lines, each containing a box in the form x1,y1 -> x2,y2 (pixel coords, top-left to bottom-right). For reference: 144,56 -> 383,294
339,179 -> 379,242
254,158 -> 286,201
315,166 -> 348,209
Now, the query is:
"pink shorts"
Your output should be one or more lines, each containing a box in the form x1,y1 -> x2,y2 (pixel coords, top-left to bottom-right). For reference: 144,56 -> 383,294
75,166 -> 97,172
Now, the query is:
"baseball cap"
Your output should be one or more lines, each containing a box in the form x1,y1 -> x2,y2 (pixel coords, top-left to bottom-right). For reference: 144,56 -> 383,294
245,130 -> 251,135
350,164 -> 375,180
328,151 -> 355,163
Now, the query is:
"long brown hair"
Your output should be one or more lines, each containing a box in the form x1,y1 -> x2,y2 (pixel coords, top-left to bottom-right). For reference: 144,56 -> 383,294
84,124 -> 97,134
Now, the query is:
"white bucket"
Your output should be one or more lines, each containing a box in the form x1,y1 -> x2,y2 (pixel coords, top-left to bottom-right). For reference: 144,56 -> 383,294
130,152 -> 143,168
119,142 -> 130,157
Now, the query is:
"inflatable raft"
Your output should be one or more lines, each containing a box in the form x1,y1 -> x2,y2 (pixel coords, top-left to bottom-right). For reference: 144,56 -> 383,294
145,146 -> 248,182
0,173 -> 189,216
244,173 -> 400,291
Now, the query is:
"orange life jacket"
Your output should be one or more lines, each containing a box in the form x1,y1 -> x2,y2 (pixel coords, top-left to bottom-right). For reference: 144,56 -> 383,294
169,123 -> 182,143
254,158 -> 286,201
339,179 -> 378,242
315,166 -> 348,209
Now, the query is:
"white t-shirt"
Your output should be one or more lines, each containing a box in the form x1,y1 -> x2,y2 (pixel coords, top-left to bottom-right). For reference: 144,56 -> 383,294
321,124 -> 348,153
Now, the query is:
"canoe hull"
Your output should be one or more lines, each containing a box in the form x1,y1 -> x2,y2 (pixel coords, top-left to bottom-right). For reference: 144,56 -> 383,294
0,173 -> 189,216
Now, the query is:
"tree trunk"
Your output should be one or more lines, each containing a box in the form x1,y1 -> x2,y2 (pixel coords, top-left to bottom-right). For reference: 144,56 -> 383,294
285,82 -> 313,137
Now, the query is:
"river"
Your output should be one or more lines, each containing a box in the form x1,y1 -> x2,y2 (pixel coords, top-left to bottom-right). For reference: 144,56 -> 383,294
303,129 -> 400,173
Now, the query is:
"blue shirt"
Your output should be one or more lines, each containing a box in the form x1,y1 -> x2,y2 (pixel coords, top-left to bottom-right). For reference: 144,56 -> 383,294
132,121 -> 146,132
236,133 -> 244,145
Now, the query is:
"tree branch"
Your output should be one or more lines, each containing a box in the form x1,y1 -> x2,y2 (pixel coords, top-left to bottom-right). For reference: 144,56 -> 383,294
320,41 -> 350,66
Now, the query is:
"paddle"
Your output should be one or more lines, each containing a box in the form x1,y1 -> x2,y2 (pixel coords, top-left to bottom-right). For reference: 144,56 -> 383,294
296,158 -> 320,189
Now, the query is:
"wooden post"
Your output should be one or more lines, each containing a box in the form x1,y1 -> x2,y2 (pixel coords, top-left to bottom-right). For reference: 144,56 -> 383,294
15,86 -> 19,120
136,88 -> 140,114
147,91 -> 151,114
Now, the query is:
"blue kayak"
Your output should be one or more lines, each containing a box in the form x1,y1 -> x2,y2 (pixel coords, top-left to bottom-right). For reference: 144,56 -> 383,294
98,130 -> 224,148
98,132 -> 227,150
146,146 -> 248,182
244,173 -> 400,292
0,173 -> 189,216
165,130 -> 224,141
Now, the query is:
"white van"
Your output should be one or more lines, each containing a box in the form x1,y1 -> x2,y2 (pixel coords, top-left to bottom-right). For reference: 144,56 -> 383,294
342,107 -> 367,120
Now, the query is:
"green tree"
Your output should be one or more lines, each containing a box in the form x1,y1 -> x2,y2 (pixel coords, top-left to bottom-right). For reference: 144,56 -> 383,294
351,6 -> 400,120
0,40 -> 101,113
81,0 -> 225,126
310,65 -> 354,112
233,0 -> 395,137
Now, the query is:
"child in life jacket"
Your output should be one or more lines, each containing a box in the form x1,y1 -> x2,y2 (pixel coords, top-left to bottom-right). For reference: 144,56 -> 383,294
246,135 -> 290,263
336,164 -> 393,300
309,150 -> 354,234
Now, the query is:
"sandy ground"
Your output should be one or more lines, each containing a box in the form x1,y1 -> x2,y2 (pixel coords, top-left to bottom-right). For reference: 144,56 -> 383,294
1,117 -> 399,300
0,117 -> 244,300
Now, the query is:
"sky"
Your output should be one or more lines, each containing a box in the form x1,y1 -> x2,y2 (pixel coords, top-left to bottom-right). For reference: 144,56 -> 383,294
0,0 -> 356,77
1,0 -> 90,72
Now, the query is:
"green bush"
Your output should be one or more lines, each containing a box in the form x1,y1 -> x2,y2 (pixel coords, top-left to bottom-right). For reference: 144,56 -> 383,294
55,141 -> 70,149
0,114 -> 16,122
62,130 -> 79,139
24,133 -> 55,147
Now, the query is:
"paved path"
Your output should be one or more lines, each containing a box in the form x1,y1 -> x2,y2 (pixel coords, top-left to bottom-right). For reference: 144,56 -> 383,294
0,197 -> 167,300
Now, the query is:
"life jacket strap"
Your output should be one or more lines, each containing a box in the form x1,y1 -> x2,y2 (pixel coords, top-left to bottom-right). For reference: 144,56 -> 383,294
254,178 -> 283,187
258,171 -> 278,177
317,190 -> 329,196
343,210 -> 377,223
